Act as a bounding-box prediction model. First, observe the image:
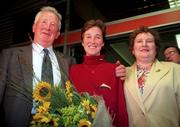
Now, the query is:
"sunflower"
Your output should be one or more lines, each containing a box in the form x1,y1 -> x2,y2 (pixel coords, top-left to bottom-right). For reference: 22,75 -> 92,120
33,81 -> 51,102
31,111 -> 59,127
37,101 -> 50,113
90,104 -> 97,119
65,80 -> 72,93
32,112 -> 52,124
78,119 -> 92,127
81,99 -> 91,114
65,80 -> 73,103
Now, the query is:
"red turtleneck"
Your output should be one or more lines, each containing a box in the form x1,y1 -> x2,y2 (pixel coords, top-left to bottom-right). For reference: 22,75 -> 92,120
69,55 -> 128,127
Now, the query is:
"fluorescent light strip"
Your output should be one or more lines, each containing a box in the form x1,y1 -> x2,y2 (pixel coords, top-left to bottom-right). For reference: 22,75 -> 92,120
175,34 -> 180,49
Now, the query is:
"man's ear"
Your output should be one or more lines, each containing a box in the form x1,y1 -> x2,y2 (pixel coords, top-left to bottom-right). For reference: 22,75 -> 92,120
55,31 -> 60,39
102,42 -> 105,47
32,23 -> 35,33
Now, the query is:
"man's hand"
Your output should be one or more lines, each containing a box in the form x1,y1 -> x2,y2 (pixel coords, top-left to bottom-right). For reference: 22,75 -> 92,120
115,60 -> 126,80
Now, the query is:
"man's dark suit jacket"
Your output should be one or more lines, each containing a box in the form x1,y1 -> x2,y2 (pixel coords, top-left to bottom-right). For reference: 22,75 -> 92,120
0,44 -> 71,127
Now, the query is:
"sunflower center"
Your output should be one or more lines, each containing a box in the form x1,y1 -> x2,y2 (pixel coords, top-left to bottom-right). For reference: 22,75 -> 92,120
39,87 -> 49,97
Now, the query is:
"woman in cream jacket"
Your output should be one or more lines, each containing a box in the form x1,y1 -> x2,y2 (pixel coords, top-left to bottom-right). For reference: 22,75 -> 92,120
124,26 -> 180,127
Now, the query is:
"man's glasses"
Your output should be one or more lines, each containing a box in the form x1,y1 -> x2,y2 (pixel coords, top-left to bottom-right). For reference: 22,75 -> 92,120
164,50 -> 177,59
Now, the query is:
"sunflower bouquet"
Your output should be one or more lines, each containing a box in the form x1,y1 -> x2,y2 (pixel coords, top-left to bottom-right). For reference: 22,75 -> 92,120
30,80 -> 112,127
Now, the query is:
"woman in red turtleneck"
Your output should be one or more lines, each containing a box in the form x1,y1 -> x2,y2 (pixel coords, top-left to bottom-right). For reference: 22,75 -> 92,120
69,19 -> 128,127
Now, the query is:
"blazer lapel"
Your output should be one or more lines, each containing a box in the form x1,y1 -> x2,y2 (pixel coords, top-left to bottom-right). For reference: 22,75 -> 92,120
125,64 -> 146,113
141,60 -> 169,102
18,45 -> 33,91
54,51 -> 69,88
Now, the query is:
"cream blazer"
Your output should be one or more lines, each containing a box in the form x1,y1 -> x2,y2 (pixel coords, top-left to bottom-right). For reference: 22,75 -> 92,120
124,60 -> 180,127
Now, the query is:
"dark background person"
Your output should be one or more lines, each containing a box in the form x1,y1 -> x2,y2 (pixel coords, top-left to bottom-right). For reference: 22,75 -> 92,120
124,26 -> 180,127
69,19 -> 128,127
163,45 -> 180,64
0,6 -> 71,127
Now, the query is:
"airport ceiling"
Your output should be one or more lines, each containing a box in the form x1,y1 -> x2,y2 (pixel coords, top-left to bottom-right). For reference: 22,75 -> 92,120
0,0 -> 169,49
